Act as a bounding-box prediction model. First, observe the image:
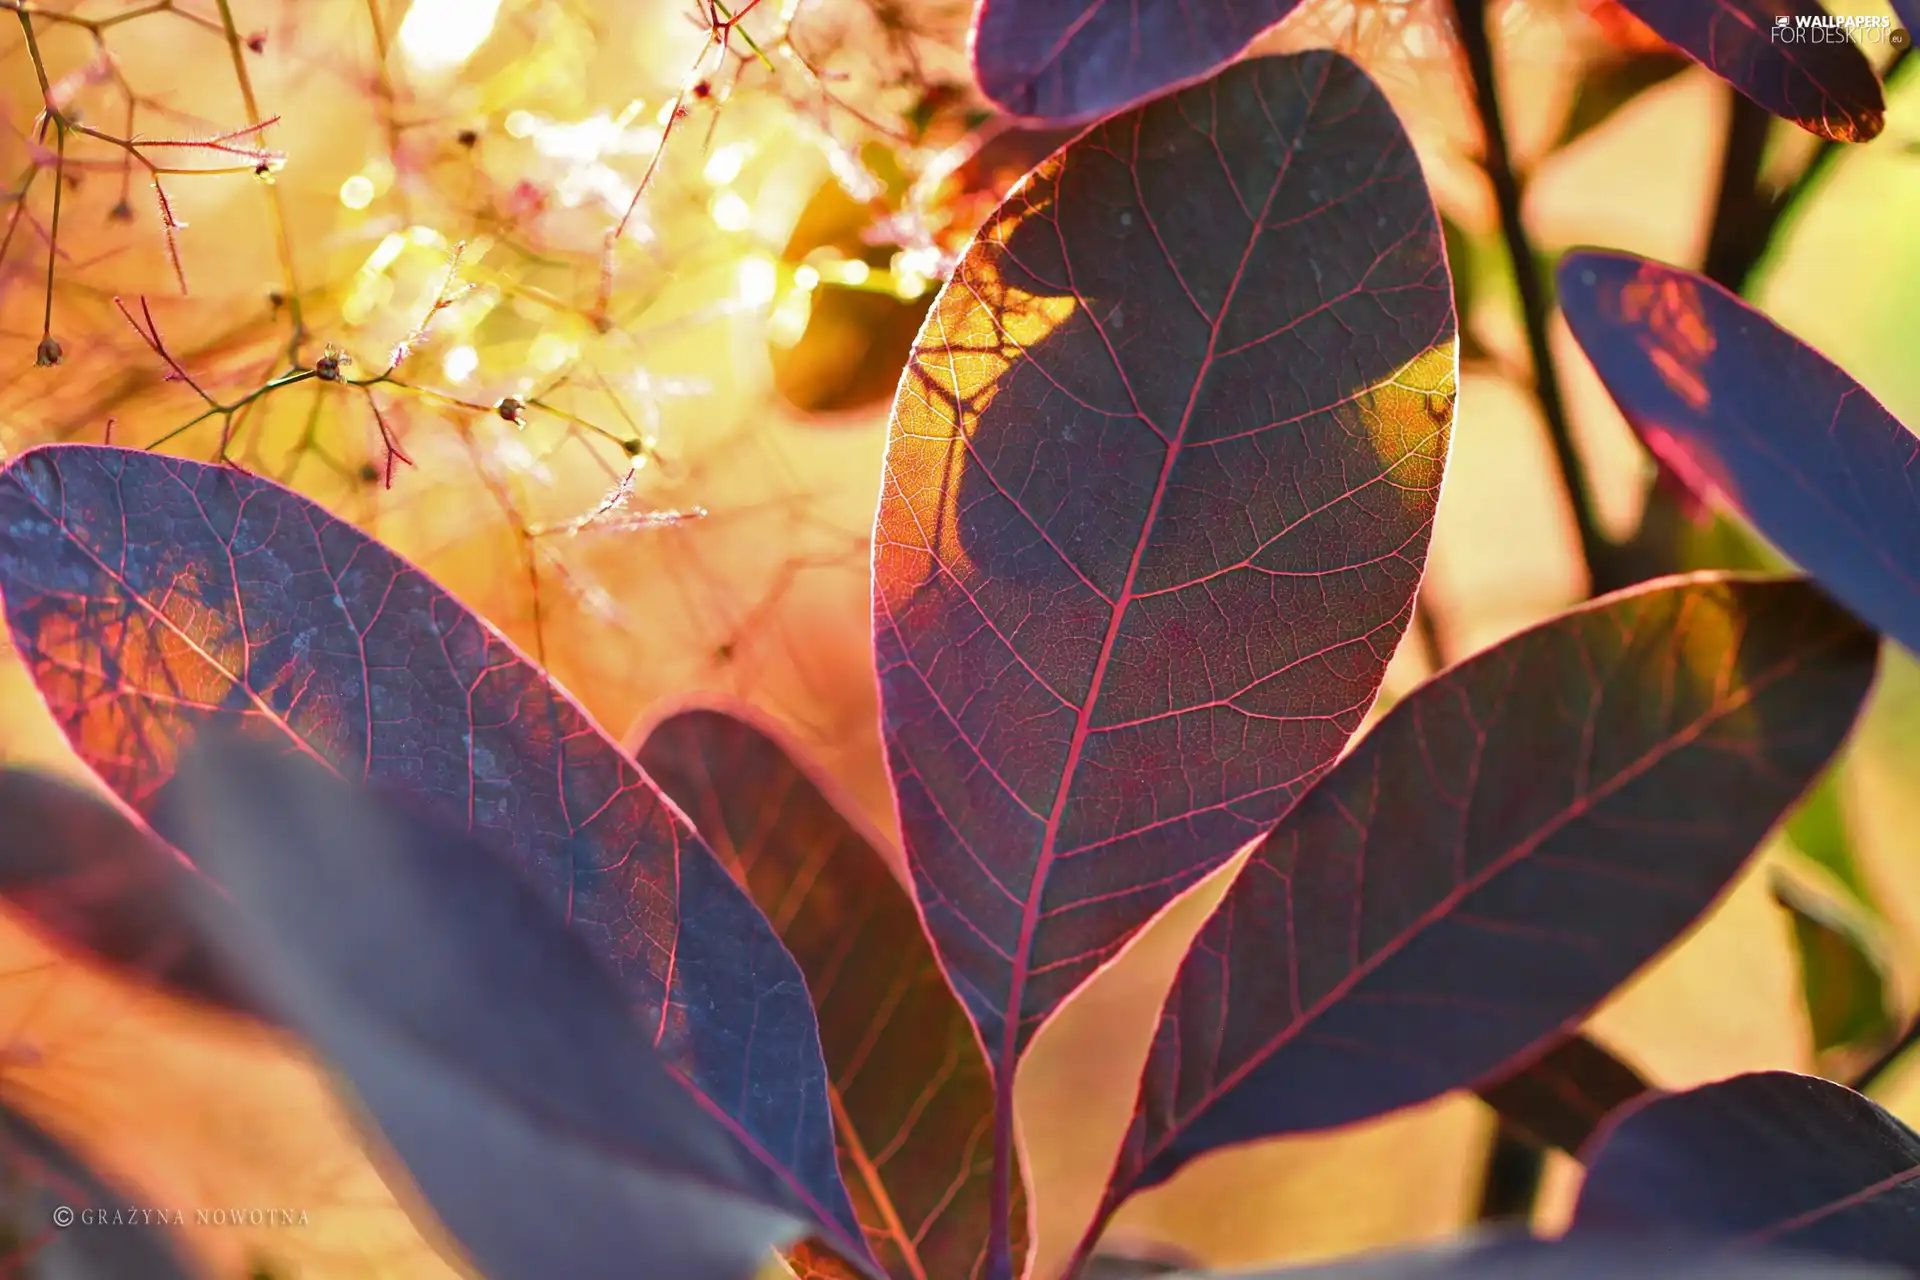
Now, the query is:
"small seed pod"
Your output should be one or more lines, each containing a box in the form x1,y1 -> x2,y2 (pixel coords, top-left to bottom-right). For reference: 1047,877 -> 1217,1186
35,336 -> 63,367
456,128 -> 479,147
107,199 -> 134,221
620,436 -> 644,457
496,396 -> 526,424
314,352 -> 345,381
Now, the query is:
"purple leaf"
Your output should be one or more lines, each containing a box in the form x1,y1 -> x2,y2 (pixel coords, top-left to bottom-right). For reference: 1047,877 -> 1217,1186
634,703 -> 1027,1280
1900,3 -> 1920,36
1609,1 -> 1884,142
1217,1229 -> 1906,1277
0,769 -> 261,1020
1086,574 -> 1875,1246
1,1101 -> 199,1279
160,731 -> 811,1280
1557,250 -> 1920,658
969,0 -> 1309,124
0,444 -> 872,1272
874,49 -> 1454,1269
1572,1071 -> 1920,1267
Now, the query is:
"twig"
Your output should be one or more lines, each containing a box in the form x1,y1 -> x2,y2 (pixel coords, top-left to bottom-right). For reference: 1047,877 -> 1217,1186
1411,595 -> 1445,676
114,296 -> 216,407
361,388 -> 414,489
1448,0 -> 1610,589
1476,1124 -> 1547,1224
592,0 -> 774,327
39,121 -> 64,358
211,0 -> 307,359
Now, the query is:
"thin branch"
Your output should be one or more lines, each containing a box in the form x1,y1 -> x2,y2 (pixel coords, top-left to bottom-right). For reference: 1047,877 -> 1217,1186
113,295 -> 217,408
39,121 -> 63,350
212,0 -> 307,358
1448,0 -> 1610,588
1699,93 -> 1774,289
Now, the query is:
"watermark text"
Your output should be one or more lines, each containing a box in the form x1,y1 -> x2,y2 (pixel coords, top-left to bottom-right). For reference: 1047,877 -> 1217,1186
50,1204 -> 311,1229
1771,13 -> 1911,47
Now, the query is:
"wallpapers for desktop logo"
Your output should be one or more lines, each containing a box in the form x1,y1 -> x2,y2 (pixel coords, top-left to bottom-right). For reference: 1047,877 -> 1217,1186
1771,12 -> 1910,47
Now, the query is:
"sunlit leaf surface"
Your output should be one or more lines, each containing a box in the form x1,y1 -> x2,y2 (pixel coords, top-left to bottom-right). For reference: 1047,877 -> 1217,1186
637,704 -> 1028,1280
873,49 -> 1456,1268
1094,575 -> 1875,1238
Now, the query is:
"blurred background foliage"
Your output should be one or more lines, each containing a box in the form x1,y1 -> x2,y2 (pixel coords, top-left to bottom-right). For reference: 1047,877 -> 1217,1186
0,0 -> 1918,1276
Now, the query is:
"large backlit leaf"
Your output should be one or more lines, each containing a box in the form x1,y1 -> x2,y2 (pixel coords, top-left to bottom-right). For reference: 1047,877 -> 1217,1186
1609,1 -> 1883,142
634,703 -> 1027,1280
158,733 -> 810,1280
874,50 -> 1454,1267
0,768 -> 260,1020
0,1100 -> 199,1279
0,444 -> 871,1271
1199,1230 -> 1906,1277
1088,575 -> 1875,1234
1557,250 -> 1920,658
1572,1071 -> 1920,1267
969,0 -> 1309,124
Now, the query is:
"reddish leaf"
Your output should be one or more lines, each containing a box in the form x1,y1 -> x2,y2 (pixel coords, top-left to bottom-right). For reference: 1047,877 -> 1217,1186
873,50 -> 1454,1268
0,444 -> 872,1272
634,703 -> 1027,1280
1608,1 -> 1884,142
1572,1071 -> 1920,1267
0,768 -> 262,1020
879,49 -> 1458,1051
970,0 -> 1309,123
1084,575 -> 1875,1248
1557,250 -> 1920,658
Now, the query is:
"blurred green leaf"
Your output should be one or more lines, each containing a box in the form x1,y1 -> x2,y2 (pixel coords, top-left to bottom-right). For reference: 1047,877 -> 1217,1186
1771,869 -> 1897,1061
1786,767 -> 1874,906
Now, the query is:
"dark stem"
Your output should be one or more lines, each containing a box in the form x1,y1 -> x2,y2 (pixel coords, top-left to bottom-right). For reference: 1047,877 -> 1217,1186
1448,0 -> 1610,592
1699,93 -> 1775,290
1412,595 -> 1446,676
989,1075 -> 1016,1280
1475,1123 -> 1547,1223
1450,0 -> 1610,1219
